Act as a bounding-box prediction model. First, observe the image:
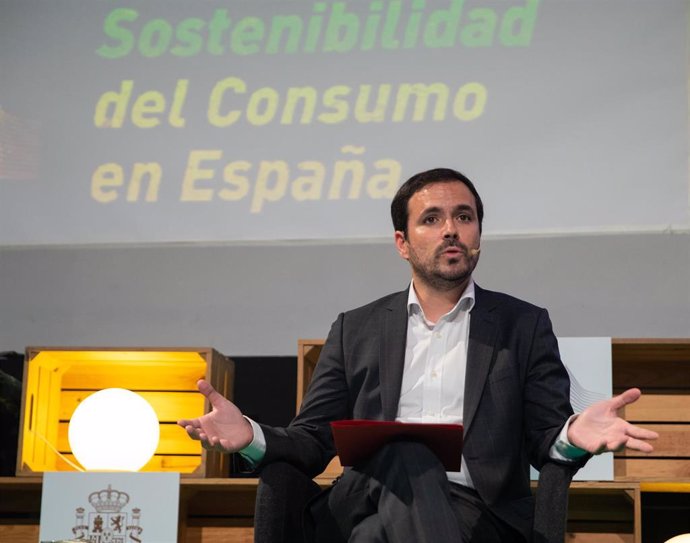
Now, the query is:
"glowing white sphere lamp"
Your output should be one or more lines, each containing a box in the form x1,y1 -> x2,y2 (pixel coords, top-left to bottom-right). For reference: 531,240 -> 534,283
666,536 -> 690,543
68,388 -> 160,471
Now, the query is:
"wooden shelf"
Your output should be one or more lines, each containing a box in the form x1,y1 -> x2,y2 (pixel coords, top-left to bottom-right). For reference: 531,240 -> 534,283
0,476 -> 263,543
0,477 -> 650,543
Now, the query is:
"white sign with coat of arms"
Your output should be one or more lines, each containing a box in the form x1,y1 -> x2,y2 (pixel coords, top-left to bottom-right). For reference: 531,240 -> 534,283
40,472 -> 179,543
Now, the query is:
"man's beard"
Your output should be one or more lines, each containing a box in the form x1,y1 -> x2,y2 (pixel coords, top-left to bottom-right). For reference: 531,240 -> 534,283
407,240 -> 476,291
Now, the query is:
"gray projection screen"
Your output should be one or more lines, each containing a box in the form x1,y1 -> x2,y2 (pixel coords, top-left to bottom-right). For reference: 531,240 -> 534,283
0,0 -> 687,245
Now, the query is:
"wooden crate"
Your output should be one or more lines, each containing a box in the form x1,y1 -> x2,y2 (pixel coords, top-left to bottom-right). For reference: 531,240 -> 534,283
296,339 -> 325,415
613,339 -> 690,480
296,340 -> 342,480
16,347 -> 234,478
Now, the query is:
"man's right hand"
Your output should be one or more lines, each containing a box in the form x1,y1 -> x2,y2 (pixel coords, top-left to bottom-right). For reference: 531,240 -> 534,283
177,379 -> 254,453
567,388 -> 658,454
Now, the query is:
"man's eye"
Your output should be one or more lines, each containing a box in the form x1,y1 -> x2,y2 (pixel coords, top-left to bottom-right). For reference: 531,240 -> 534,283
423,216 -> 438,224
458,214 -> 472,222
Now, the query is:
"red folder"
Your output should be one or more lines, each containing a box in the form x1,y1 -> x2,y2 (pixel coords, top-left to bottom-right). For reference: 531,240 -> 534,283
330,420 -> 463,471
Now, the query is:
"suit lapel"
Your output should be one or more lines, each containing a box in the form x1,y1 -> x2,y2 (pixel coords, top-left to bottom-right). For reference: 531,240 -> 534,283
379,290 -> 409,420
375,286 -> 499,428
464,285 -> 498,435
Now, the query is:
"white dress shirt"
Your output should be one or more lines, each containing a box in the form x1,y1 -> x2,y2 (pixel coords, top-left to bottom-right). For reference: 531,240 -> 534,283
397,279 -> 476,487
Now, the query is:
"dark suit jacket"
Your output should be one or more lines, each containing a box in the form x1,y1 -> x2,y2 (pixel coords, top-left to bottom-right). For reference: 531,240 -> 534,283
261,284 -> 577,538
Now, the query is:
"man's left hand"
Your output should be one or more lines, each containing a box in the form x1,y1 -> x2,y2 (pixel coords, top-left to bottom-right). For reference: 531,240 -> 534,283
567,388 -> 659,454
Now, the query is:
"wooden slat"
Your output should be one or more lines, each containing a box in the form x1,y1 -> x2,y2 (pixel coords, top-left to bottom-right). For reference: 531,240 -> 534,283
615,458 -> 690,479
621,395 -> 690,422
613,368 -> 690,392
185,489 -> 256,517
549,478 -> 640,541
0,480 -> 41,515
568,493 -> 634,522
159,425 -> 202,455
58,390 -> 205,421
56,422 -> 201,455
297,341 -> 324,414
613,360 -> 690,392
612,340 -> 690,394
142,454 -> 202,473
0,525 -> 40,543
568,522 -> 634,534
61,363 -> 206,390
23,364 -> 63,472
184,526 -> 254,543
640,481 -> 690,492
56,454 -> 201,473
565,532 -> 633,542
27,348 -> 212,361
612,340 -> 690,363
616,424 -> 690,457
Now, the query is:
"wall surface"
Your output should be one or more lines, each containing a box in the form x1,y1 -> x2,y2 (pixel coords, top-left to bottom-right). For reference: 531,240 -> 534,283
1,231 -> 688,357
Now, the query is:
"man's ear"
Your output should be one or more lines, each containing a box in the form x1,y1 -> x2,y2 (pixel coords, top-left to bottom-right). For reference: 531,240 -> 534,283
394,230 -> 409,260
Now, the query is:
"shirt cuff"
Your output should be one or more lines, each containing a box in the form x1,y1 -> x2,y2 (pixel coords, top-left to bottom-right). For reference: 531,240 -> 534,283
549,414 -> 589,461
238,417 -> 267,467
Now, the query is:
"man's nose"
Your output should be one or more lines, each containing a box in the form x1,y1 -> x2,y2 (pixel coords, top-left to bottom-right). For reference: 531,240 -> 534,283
442,218 -> 459,238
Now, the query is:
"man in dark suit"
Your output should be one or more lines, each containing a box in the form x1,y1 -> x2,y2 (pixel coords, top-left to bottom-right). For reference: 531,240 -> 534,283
179,168 -> 657,542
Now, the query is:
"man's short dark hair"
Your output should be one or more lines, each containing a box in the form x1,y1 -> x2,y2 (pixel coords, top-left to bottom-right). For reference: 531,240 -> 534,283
391,168 -> 484,236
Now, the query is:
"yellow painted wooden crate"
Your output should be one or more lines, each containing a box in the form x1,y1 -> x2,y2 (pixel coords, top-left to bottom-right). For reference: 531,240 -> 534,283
16,347 -> 234,477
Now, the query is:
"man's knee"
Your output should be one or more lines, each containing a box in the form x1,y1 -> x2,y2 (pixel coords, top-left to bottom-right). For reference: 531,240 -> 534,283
326,442 -> 459,541
366,440 -> 447,479
377,440 -> 439,460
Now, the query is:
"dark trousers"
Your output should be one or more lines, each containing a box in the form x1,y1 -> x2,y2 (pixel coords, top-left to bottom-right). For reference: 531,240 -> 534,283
308,441 -> 526,543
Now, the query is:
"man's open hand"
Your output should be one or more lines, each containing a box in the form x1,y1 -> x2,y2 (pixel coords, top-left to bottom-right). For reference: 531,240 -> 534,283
177,379 -> 254,453
567,388 -> 658,454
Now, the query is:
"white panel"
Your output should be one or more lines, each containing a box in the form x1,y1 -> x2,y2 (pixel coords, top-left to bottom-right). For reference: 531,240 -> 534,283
531,337 -> 613,481
40,471 -> 179,543
0,0 -> 687,246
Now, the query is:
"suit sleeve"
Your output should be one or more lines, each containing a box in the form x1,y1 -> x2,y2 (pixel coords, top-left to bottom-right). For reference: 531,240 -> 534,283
259,313 -> 350,477
522,309 -> 581,469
